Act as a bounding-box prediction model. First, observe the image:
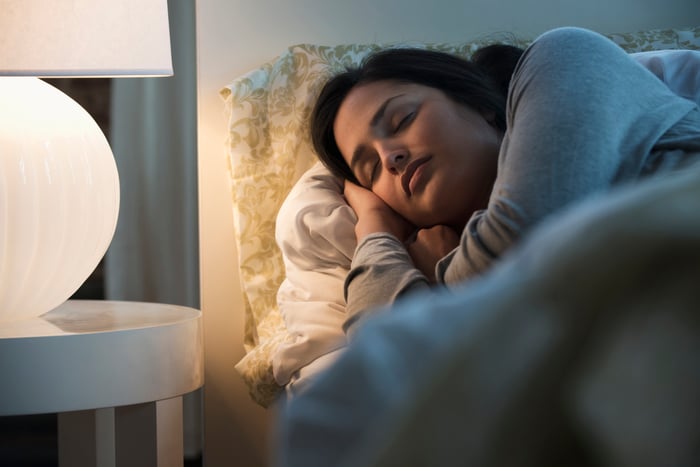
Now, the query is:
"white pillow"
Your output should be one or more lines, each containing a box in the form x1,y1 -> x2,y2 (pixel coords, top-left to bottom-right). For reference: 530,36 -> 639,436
271,162 -> 356,389
632,49 -> 700,104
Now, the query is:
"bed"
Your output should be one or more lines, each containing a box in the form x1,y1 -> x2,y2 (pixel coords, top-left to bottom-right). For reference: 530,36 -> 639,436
275,153 -> 700,467
221,26 -> 700,410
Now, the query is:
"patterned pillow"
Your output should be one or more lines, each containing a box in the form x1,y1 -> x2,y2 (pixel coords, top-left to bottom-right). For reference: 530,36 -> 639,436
220,26 -> 700,407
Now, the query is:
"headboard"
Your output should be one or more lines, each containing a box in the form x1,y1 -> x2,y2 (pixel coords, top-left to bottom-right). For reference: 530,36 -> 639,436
220,26 -> 700,407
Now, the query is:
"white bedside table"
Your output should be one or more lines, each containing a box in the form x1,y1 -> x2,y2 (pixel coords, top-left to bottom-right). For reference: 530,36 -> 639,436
0,300 -> 204,467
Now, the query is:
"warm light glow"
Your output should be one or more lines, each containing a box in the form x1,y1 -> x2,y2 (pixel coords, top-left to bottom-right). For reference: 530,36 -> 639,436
0,77 -> 120,322
0,0 -> 172,77
0,0 -> 171,322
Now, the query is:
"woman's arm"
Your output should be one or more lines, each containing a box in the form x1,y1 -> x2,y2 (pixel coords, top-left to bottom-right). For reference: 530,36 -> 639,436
343,28 -> 699,335
342,182 -> 431,336
438,28 -> 698,285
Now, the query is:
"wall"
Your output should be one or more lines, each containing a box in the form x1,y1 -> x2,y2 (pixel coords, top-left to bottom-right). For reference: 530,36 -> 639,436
194,1 -> 700,465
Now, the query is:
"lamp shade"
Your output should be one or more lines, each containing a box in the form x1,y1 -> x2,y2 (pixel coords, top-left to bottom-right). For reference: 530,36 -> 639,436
0,0 -> 172,77
0,0 -> 172,323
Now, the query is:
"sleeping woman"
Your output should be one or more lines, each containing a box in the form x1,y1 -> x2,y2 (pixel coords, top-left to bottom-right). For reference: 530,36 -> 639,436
309,26 -> 700,337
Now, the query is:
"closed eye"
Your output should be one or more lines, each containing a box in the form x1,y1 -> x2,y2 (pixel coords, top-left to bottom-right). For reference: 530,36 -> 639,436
357,153 -> 380,189
369,159 -> 380,186
393,111 -> 415,133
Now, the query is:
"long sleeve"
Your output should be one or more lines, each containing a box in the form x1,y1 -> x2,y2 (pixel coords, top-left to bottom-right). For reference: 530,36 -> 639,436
343,233 -> 430,337
345,28 -> 700,334
437,28 -> 698,286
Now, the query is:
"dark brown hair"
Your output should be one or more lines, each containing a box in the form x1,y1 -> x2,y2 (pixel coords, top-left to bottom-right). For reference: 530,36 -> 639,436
310,44 -> 524,184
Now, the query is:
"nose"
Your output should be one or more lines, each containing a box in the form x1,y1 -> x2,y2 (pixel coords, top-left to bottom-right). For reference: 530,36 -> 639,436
376,143 -> 408,175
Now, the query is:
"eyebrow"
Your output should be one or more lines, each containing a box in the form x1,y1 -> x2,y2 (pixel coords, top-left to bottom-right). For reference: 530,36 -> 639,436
349,93 -> 405,172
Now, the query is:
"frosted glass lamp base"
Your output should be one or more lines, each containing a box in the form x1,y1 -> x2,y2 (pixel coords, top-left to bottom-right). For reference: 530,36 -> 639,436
0,77 -> 119,323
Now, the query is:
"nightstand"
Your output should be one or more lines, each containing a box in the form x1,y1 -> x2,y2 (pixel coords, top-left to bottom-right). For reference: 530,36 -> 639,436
0,300 -> 203,467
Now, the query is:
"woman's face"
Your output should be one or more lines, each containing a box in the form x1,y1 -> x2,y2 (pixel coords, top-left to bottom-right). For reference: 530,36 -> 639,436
333,80 -> 502,230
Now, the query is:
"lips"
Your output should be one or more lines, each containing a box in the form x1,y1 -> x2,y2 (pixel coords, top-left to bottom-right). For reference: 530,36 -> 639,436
401,156 -> 432,197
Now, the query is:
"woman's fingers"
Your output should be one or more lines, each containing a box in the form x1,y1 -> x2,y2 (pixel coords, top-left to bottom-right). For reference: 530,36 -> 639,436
343,181 -> 416,242
407,226 -> 460,282
343,181 -> 384,212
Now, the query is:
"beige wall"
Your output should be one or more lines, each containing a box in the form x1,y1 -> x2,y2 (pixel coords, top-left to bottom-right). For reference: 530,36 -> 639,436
195,0 -> 700,464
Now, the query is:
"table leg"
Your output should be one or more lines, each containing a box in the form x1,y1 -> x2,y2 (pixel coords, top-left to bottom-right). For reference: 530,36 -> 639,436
58,408 -> 116,467
115,397 -> 184,467
58,397 -> 184,467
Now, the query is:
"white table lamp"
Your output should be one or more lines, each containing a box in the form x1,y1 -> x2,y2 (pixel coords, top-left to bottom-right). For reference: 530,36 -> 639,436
0,0 -> 172,323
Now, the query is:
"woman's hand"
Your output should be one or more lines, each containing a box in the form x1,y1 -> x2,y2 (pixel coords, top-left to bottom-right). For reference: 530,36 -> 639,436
344,181 -> 459,282
344,181 -> 415,243
406,225 -> 460,283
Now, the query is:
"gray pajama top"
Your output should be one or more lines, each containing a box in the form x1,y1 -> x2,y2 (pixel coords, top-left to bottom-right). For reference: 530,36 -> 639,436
343,27 -> 700,336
